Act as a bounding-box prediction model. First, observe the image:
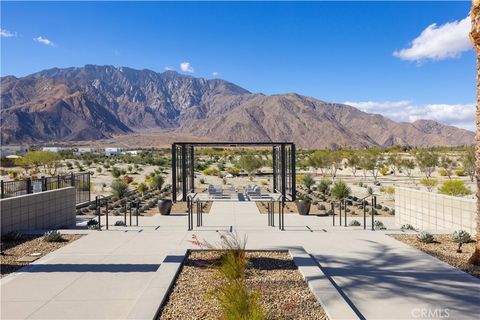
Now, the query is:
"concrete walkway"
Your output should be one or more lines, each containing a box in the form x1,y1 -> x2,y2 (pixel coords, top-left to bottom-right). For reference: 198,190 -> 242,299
1,202 -> 479,319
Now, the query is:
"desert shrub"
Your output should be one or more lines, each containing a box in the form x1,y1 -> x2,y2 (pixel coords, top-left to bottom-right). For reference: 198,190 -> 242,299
373,220 -> 386,230
149,174 -> 164,191
438,168 -> 448,176
123,175 -> 133,184
452,230 -> 471,243
226,166 -> 240,176
358,181 -> 363,187
401,224 -> 415,231
438,180 -> 472,197
420,178 -> 438,192
111,167 -> 121,178
454,168 -> 466,177
302,174 -> 315,191
203,167 -> 220,176
44,230 -> 63,242
366,186 -> 374,196
199,178 -> 206,184
317,204 -> 326,210
214,280 -> 265,320
389,208 -> 395,215
317,178 -> 332,195
375,204 -> 382,209
417,231 -> 434,243
111,179 -> 129,199
88,204 -> 96,210
87,219 -> 98,226
330,180 -> 351,200
114,220 -> 126,226
349,220 -> 361,226
259,180 -> 268,186
379,167 -> 389,175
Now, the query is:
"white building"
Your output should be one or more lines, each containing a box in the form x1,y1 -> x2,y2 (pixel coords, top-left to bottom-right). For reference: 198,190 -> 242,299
105,147 -> 123,156
124,150 -> 143,156
0,145 -> 28,158
42,147 -> 61,153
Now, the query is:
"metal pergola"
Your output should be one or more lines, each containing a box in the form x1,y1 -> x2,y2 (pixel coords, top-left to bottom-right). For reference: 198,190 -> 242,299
171,142 -> 296,203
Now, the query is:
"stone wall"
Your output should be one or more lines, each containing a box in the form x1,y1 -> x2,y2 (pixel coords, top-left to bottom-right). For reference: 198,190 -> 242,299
0,187 -> 76,234
395,187 -> 476,235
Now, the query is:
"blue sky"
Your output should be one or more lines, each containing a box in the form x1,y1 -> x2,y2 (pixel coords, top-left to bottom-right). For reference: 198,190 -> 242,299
0,1 -> 475,130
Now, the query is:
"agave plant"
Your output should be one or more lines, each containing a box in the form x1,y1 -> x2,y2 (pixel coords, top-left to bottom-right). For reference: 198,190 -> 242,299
417,231 -> 434,243
452,230 -> 471,253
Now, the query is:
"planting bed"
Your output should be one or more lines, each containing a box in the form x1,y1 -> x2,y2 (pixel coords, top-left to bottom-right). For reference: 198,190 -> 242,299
1,234 -> 83,278
391,234 -> 480,278
158,250 -> 327,320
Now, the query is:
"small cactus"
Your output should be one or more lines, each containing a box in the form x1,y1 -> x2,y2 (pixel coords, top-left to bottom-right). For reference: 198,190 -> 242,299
44,230 -> 63,242
374,220 -> 386,230
115,220 -> 126,226
401,224 -> 415,231
417,231 -> 434,243
452,230 -> 471,244
349,220 -> 361,226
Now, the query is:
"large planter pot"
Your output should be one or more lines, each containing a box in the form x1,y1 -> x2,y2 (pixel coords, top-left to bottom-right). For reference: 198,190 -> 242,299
158,199 -> 173,215
295,200 -> 311,215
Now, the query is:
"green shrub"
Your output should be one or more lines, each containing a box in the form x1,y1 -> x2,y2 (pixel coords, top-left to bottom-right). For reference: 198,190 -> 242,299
438,180 -> 472,197
417,231 -> 434,243
438,168 -> 448,176
349,220 -> 361,226
379,167 -> 389,175
111,179 -> 129,199
373,220 -> 386,230
330,180 -> 351,200
44,230 -> 63,242
203,167 -> 220,176
454,168 -> 466,176
401,224 -> 415,231
452,230 -> 471,244
420,178 -> 438,192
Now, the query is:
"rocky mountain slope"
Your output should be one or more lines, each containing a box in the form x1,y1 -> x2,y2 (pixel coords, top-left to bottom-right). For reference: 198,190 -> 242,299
0,65 -> 474,148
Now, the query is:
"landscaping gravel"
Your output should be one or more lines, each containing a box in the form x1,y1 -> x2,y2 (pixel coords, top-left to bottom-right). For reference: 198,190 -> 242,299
1,234 -> 83,278
391,234 -> 480,278
159,250 -> 327,320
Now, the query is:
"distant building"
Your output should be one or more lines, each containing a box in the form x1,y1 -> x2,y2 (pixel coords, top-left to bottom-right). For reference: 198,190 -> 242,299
105,147 -> 123,156
0,145 -> 28,158
42,147 -> 59,153
124,150 -> 143,156
78,147 -> 93,154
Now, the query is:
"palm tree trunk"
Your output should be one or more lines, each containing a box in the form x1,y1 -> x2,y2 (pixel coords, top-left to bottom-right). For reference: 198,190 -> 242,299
469,0 -> 480,265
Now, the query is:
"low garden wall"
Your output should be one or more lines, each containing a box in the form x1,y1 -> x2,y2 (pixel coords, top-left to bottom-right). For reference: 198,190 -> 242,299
0,187 -> 76,234
395,187 -> 476,235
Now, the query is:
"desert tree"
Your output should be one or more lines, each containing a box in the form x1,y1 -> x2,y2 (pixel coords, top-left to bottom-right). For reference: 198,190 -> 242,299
399,158 -> 415,179
359,148 -> 383,182
345,151 -> 360,177
414,150 -> 439,178
439,155 -> 456,179
469,0 -> 480,265
238,155 -> 264,180
386,151 -> 400,175
461,146 -> 475,182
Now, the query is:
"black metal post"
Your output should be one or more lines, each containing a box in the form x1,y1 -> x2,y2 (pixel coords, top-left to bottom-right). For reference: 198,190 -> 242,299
344,200 -> 347,227
129,202 -> 132,226
96,196 -> 101,230
124,202 -> 127,226
1,180 -> 4,199
371,196 -> 376,231
57,175 -> 61,189
363,202 -> 366,230
332,202 -> 335,226
172,144 -> 177,202
106,199 -> 109,230
27,178 -> 32,194
181,145 -> 187,201
272,147 -> 277,193
339,201 -> 342,226
136,202 -> 139,226
190,146 -> 195,194
291,144 -> 296,201
280,144 -> 287,201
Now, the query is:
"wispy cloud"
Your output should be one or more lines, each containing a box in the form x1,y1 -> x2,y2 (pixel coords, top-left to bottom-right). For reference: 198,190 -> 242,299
344,100 -> 475,131
212,71 -> 220,77
180,62 -> 194,73
1,28 -> 17,37
393,17 -> 471,62
164,66 -> 174,71
33,36 -> 55,46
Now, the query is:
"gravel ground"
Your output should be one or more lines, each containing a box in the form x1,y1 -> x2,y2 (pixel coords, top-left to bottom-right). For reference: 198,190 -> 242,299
391,234 -> 480,279
1,234 -> 83,278
159,251 -> 327,320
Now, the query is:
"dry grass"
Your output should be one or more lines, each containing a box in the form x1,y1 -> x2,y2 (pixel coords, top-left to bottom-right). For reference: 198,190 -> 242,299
158,251 -> 327,320
1,234 -> 83,278
391,234 -> 480,279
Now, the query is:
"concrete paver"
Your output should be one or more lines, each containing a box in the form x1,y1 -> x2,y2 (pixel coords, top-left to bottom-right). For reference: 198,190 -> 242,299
1,201 -> 479,319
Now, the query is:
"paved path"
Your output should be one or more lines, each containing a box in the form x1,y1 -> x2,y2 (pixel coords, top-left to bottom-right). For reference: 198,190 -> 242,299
1,202 -> 479,319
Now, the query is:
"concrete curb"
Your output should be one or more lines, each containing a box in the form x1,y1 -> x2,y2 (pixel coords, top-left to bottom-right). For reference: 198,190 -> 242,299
290,248 -> 361,320
126,248 -> 187,320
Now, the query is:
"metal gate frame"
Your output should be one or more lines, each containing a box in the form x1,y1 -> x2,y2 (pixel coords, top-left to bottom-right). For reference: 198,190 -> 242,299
171,142 -> 296,202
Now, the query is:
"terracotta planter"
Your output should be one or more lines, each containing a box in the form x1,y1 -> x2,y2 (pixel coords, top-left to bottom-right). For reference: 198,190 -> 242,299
295,199 -> 311,215
158,199 -> 173,215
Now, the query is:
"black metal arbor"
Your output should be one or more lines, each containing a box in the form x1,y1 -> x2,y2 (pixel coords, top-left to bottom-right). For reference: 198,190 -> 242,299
171,142 -> 296,202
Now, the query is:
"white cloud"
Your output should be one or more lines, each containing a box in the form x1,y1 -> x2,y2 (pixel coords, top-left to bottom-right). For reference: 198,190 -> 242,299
164,66 -> 174,71
212,71 -> 220,77
33,36 -> 55,46
1,28 -> 17,37
344,100 -> 475,131
180,62 -> 194,73
393,17 -> 471,61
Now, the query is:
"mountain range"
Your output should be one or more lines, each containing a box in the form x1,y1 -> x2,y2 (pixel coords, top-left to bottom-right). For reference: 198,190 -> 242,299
0,65 -> 474,148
